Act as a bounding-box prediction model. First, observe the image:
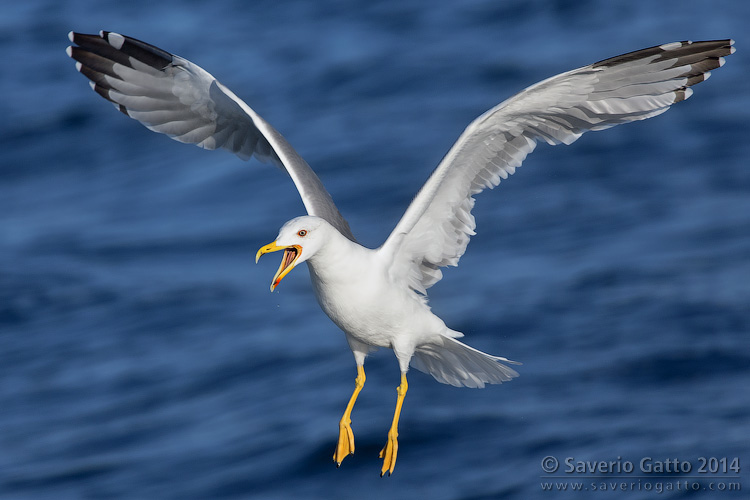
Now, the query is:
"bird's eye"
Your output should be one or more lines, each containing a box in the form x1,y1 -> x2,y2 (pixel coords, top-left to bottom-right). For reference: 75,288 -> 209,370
297,230 -> 307,237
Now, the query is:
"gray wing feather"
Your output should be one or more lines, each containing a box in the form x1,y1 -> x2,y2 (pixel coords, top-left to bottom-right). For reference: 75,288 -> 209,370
381,40 -> 735,297
68,31 -> 354,241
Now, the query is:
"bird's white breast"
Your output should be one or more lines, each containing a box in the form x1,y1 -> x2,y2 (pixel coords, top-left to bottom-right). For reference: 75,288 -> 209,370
306,242 -> 443,350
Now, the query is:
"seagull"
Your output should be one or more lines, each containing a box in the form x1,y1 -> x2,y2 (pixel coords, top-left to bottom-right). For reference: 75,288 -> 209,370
67,31 -> 734,475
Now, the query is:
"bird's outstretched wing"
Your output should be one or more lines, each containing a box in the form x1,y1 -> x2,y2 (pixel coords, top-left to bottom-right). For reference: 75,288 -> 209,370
379,40 -> 735,297
67,31 -> 354,241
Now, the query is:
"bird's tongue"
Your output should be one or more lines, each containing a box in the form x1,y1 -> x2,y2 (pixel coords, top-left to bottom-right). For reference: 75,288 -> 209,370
281,247 -> 297,269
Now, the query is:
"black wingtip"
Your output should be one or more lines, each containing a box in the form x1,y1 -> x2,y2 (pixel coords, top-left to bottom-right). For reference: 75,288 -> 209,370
592,39 -> 735,69
68,30 -> 174,71
103,30 -> 174,70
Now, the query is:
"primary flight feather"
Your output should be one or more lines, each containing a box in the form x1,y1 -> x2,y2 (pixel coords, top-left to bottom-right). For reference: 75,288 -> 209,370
68,31 -> 734,475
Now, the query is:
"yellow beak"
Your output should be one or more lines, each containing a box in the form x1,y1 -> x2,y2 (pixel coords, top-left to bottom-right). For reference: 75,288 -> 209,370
256,241 -> 302,292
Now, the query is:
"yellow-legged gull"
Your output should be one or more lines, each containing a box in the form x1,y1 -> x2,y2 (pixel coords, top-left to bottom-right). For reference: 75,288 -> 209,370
67,31 -> 734,475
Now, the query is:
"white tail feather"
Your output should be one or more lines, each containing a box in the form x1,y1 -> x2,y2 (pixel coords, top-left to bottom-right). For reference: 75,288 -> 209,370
410,336 -> 520,388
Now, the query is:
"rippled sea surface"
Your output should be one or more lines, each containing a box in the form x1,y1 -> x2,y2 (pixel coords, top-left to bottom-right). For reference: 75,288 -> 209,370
2,1 -> 749,498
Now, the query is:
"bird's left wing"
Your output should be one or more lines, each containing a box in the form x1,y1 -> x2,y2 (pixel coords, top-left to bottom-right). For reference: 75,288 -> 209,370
379,40 -> 734,297
67,31 -> 354,240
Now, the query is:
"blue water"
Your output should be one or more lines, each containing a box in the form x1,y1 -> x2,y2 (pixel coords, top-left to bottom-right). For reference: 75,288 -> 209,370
1,1 -> 749,498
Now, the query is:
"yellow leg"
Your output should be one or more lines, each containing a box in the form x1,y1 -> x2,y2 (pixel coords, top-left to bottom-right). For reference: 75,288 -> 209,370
379,373 -> 408,477
333,365 -> 366,466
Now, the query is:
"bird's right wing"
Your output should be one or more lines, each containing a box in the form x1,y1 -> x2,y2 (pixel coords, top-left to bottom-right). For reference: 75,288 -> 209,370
67,31 -> 354,241
379,40 -> 735,297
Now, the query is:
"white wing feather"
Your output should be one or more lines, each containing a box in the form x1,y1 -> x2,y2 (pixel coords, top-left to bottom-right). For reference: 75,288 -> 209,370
67,31 -> 354,241
379,40 -> 735,297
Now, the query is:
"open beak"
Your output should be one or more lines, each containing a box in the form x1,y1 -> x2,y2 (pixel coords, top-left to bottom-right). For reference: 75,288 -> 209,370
255,242 -> 302,292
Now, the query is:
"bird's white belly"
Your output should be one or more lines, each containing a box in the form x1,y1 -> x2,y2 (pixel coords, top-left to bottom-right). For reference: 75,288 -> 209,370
307,262 -> 440,349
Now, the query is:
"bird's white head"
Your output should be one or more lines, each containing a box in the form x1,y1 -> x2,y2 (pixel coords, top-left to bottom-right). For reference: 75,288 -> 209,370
255,216 -> 330,291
